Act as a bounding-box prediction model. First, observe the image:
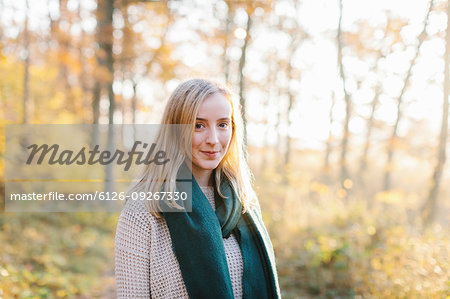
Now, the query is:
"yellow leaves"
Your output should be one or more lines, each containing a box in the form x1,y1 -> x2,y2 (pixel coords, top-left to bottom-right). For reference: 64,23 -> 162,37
343,17 -> 408,58
345,32 -> 367,53
318,235 -> 337,251
72,224 -> 82,233
21,269 -> 37,283
255,161 -> 449,297
143,1 -> 170,15
310,181 -> 329,195
433,265 -> 443,274
23,227 -> 47,242
343,179 -> 353,189
31,62 -> 59,82
375,190 -> 404,205
35,254 -> 52,267
367,226 -> 376,236
358,222 -> 450,296
0,53 -> 89,123
0,267 -> 9,277
371,257 -> 382,270
59,51 -> 81,74
93,65 -> 114,84
0,213 -> 116,297
48,92 -> 66,110
304,239 -> 315,252
56,290 -> 67,297
140,105 -> 151,113
55,110 -> 78,123
74,248 -> 85,256
337,188 -> 347,198
386,18 -> 408,45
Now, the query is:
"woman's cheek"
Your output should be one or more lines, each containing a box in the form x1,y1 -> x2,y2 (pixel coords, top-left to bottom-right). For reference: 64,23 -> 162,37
192,132 -> 202,148
220,131 -> 232,151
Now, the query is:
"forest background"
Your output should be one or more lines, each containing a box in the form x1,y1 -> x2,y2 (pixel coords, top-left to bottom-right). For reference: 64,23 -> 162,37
0,0 -> 449,297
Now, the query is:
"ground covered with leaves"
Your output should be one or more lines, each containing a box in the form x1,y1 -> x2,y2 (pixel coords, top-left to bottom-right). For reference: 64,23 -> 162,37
0,213 -> 118,298
0,164 -> 449,298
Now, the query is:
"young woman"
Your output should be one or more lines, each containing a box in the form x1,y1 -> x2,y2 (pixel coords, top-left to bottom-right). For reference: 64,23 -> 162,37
114,79 -> 280,298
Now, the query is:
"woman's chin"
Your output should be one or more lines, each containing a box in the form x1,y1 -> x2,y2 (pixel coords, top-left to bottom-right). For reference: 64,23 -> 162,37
196,160 -> 220,171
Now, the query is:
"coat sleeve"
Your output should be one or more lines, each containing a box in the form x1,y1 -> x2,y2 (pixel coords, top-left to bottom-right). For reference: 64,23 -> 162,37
114,207 -> 152,298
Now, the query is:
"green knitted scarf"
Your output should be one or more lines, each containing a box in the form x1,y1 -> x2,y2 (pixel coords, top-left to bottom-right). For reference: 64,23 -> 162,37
162,163 -> 280,299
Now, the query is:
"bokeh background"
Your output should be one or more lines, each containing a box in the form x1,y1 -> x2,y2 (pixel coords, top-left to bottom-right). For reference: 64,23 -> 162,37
1,0 -> 449,297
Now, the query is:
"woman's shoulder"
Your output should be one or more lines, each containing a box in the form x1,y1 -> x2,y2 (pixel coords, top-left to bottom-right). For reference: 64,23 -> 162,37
245,196 -> 262,216
122,198 -> 149,213
119,199 -> 161,225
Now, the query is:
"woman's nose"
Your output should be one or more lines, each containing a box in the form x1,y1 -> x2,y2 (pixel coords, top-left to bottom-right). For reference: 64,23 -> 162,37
205,127 -> 219,144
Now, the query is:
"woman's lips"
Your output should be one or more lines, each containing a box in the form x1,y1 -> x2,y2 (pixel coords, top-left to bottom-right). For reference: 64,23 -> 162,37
201,151 -> 219,158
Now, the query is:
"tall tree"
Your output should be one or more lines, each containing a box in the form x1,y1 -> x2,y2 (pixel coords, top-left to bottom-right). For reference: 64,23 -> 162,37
224,0 -> 274,148
117,1 -> 176,124
59,0 -> 77,112
238,5 -> 253,147
284,34 -> 303,168
77,1 -> 92,122
422,0 -> 450,226
117,1 -> 140,124
259,50 -> 277,171
96,0 -> 115,125
22,0 -> 31,124
324,91 -> 336,176
383,0 -> 434,190
337,0 -> 351,187
95,0 -> 115,193
222,1 -> 236,85
336,17 -> 407,191
358,85 -> 380,183
271,0 -> 305,170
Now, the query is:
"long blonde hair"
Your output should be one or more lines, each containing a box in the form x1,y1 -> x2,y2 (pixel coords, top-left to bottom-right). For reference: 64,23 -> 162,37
128,78 -> 256,217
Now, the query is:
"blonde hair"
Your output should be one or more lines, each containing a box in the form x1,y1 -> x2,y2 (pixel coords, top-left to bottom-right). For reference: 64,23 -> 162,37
128,78 -> 256,217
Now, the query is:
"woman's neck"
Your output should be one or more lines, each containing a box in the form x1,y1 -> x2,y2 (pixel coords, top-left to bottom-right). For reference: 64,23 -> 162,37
191,166 -> 213,187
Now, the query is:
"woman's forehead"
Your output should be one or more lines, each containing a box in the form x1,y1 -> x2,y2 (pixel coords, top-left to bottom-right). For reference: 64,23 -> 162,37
196,93 -> 232,119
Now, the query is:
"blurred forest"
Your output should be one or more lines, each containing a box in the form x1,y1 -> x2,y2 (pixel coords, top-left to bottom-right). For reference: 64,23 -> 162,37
0,0 -> 449,298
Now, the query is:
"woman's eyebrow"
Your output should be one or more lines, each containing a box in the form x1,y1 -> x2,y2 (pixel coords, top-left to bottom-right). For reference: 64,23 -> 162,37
196,117 -> 231,121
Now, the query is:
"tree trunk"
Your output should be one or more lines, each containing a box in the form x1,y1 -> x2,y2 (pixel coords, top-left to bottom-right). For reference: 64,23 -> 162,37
223,4 -> 233,85
96,0 -> 116,193
238,8 -> 252,148
284,37 -> 301,170
96,0 -> 115,124
358,85 -> 381,181
78,2 -> 90,122
383,0 -> 433,190
337,0 -> 351,187
131,81 -> 137,124
92,82 -> 101,125
422,0 -> 449,226
284,81 -> 294,171
91,82 -> 101,148
56,0 -> 76,112
260,52 -> 277,171
358,23 -> 392,187
275,88 -> 283,167
22,0 -> 31,124
324,91 -> 336,175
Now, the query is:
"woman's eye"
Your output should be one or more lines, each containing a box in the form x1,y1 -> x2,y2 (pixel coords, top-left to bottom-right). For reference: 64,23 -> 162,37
195,123 -> 204,129
219,122 -> 230,128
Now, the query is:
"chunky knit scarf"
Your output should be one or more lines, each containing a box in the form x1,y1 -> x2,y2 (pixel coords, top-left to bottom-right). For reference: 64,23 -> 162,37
162,163 -> 280,299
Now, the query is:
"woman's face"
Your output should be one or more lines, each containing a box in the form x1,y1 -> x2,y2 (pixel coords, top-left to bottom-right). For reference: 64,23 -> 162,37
192,92 -> 232,176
